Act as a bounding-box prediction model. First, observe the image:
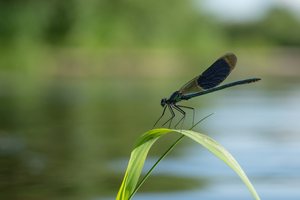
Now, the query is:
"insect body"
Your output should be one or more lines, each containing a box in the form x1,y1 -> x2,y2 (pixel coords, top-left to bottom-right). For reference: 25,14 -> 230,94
154,53 -> 260,128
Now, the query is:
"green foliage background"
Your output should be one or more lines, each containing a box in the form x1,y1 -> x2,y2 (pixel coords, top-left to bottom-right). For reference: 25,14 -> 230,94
1,1 -> 299,49
0,1 -> 299,199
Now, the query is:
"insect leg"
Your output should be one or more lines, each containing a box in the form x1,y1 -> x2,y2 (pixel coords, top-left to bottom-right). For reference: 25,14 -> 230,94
152,105 -> 167,128
173,105 -> 186,129
162,105 -> 175,128
177,105 -> 195,126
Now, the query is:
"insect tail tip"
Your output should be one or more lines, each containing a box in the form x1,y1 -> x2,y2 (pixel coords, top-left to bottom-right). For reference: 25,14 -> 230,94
251,78 -> 261,83
255,78 -> 262,82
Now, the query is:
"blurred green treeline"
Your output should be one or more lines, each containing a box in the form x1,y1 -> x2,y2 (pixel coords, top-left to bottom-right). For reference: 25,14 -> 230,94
1,1 -> 300,199
1,0 -> 300,51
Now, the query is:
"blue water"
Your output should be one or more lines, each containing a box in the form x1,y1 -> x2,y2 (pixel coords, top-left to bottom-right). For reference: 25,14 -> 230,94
112,86 -> 300,200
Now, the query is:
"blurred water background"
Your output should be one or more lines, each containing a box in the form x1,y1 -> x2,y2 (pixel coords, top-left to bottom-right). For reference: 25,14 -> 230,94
1,0 -> 300,200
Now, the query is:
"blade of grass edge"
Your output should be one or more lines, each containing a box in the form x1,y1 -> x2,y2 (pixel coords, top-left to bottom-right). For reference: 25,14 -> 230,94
116,128 -> 260,200
129,135 -> 185,199
116,128 -> 170,200
130,113 -> 213,198
179,129 -> 260,200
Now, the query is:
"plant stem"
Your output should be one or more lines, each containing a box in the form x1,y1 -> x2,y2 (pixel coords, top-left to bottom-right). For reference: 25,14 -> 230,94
129,113 -> 213,199
129,134 -> 185,199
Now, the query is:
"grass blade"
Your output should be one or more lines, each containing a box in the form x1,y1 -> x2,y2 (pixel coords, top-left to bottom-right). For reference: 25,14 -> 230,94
116,128 -> 260,200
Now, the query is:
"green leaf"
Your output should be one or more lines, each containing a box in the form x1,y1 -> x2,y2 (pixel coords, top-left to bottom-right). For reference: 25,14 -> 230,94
116,128 -> 260,200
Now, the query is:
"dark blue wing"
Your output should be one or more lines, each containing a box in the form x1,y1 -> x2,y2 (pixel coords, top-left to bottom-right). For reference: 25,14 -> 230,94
197,53 -> 236,89
178,53 -> 237,96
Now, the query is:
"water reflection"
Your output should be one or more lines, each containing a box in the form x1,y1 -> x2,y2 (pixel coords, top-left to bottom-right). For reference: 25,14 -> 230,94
123,84 -> 300,200
1,77 -> 300,200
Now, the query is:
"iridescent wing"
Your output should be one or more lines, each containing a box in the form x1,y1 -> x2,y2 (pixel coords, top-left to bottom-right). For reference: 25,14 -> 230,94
178,53 -> 237,96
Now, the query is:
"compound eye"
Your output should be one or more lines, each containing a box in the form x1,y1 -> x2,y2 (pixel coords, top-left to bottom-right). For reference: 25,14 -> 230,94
160,98 -> 166,107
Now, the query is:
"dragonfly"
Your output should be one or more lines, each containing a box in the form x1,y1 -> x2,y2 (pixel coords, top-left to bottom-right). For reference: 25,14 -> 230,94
153,53 -> 261,128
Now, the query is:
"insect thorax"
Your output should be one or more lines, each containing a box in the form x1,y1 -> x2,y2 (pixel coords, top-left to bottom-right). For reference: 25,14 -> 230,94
168,91 -> 182,103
